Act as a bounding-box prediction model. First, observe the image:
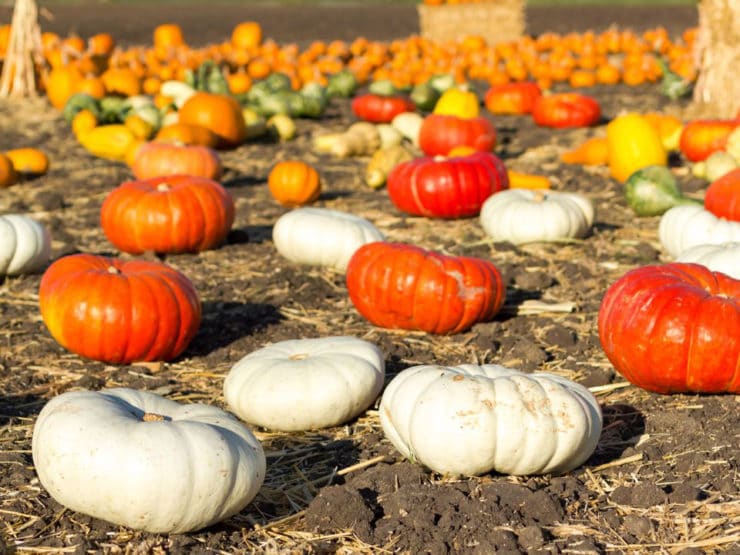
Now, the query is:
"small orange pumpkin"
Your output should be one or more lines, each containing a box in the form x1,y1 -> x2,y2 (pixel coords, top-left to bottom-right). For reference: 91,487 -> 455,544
231,22 -> 263,50
155,123 -> 219,148
178,92 -> 247,149
132,141 -> 222,180
4,148 -> 49,176
268,161 -> 321,207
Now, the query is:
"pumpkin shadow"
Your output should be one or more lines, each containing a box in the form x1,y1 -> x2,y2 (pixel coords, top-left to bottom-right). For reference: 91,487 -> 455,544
221,175 -> 265,188
0,392 -> 46,425
227,224 -> 273,245
185,301 -> 283,358
318,190 -> 353,201
584,403 -> 646,467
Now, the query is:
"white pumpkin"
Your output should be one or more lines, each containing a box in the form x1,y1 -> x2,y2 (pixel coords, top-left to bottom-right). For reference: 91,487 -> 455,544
32,388 -> 266,534
0,214 -> 52,276
659,204 -> 740,258
272,207 -> 384,271
479,189 -> 594,245
224,336 -> 385,432
676,242 -> 740,279
379,364 -> 602,476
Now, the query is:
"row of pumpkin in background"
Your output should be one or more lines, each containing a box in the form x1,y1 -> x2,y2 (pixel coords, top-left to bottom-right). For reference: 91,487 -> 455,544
20,21 -> 699,108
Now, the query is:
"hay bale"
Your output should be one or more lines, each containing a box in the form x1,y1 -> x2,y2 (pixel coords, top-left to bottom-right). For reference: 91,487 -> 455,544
691,0 -> 740,119
417,1 -> 525,45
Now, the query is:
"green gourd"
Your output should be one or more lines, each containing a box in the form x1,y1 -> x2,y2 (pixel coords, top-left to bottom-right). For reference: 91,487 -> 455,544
624,165 -> 700,216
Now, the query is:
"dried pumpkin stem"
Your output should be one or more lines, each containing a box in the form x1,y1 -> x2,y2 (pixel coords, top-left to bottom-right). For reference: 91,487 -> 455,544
142,412 -> 166,422
156,183 -> 171,192
289,353 -> 309,360
107,266 -> 120,275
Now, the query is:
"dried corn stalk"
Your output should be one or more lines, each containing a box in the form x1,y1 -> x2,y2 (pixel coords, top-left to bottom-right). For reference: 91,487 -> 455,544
691,0 -> 740,118
0,0 -> 44,97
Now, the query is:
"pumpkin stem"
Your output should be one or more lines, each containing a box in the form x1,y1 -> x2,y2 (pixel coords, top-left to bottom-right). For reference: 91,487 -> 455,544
532,190 -> 548,202
142,412 -> 166,422
289,353 -> 309,360
156,182 -> 171,192
107,266 -> 120,274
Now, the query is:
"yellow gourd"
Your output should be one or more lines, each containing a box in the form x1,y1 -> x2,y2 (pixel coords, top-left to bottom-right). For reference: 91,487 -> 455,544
560,137 -> 609,166
433,87 -> 480,119
607,113 -> 668,182
507,170 -> 552,190
71,109 -> 99,139
78,124 -> 138,162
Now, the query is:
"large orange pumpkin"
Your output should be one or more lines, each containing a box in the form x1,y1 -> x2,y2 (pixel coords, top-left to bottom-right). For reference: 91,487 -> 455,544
178,92 -> 247,149
100,175 -> 235,254
46,66 -> 83,110
39,253 -> 201,364
0,153 -> 18,188
155,123 -> 219,148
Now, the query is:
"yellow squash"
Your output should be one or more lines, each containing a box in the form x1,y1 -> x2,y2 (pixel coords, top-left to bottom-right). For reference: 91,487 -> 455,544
607,113 -> 668,182
433,87 -> 480,119
78,124 -> 138,162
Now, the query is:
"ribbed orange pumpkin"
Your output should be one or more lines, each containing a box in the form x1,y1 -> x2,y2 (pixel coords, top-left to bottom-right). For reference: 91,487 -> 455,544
231,21 -> 263,50
131,141 -> 222,180
39,253 -> 201,364
268,160 -> 321,206
101,175 -> 235,254
178,93 -> 247,149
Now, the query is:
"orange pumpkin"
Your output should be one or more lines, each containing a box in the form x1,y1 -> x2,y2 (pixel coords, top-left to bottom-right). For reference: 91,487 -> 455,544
46,66 -> 83,110
155,123 -> 220,148
131,141 -> 222,180
231,21 -> 263,50
101,68 -> 142,97
4,148 -> 49,176
268,160 -> 321,206
178,93 -> 247,149
153,23 -> 185,50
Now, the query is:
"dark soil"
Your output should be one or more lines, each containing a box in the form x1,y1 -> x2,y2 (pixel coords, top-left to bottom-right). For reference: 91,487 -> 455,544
1,4 -> 738,555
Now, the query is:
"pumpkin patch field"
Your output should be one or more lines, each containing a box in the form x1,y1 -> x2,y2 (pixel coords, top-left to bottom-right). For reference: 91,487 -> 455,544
1,3 -> 739,554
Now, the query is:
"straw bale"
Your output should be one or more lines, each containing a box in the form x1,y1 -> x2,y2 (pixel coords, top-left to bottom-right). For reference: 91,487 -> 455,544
417,1 -> 525,45
690,0 -> 740,118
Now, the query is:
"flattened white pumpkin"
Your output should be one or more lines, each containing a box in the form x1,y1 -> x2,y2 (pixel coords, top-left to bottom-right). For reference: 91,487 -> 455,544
224,336 -> 385,431
32,388 -> 265,533
380,364 -> 602,476
676,242 -> 740,279
272,207 -> 384,271
480,189 -> 594,245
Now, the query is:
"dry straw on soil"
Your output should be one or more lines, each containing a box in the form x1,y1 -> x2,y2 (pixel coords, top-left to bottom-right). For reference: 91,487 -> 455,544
691,0 -> 740,118
417,0 -> 525,45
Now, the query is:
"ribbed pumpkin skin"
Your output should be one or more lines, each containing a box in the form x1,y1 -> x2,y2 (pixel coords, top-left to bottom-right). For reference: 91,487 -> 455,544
532,93 -> 601,128
418,114 -> 497,156
39,254 -> 202,363
679,119 -> 738,162
704,168 -> 740,221
101,175 -> 235,254
598,263 -> 740,394
387,151 -> 509,218
484,82 -> 542,115
177,92 -> 247,149
346,242 -> 506,334
132,142 -> 222,180
351,94 -> 416,123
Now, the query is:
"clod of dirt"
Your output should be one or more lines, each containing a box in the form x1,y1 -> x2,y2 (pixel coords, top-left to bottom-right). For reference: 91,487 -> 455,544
543,324 -> 578,348
517,525 -> 548,549
667,482 -> 705,503
610,483 -> 668,508
513,269 -> 555,290
304,485 -> 375,543
622,514 -> 654,539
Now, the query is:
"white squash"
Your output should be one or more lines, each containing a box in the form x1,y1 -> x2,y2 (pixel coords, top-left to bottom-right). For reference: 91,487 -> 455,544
0,214 -> 52,276
224,336 -> 385,432
676,242 -> 740,279
380,364 -> 602,476
479,189 -> 594,245
272,207 -> 384,271
32,388 -> 266,534
659,204 -> 740,258
391,112 -> 423,147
